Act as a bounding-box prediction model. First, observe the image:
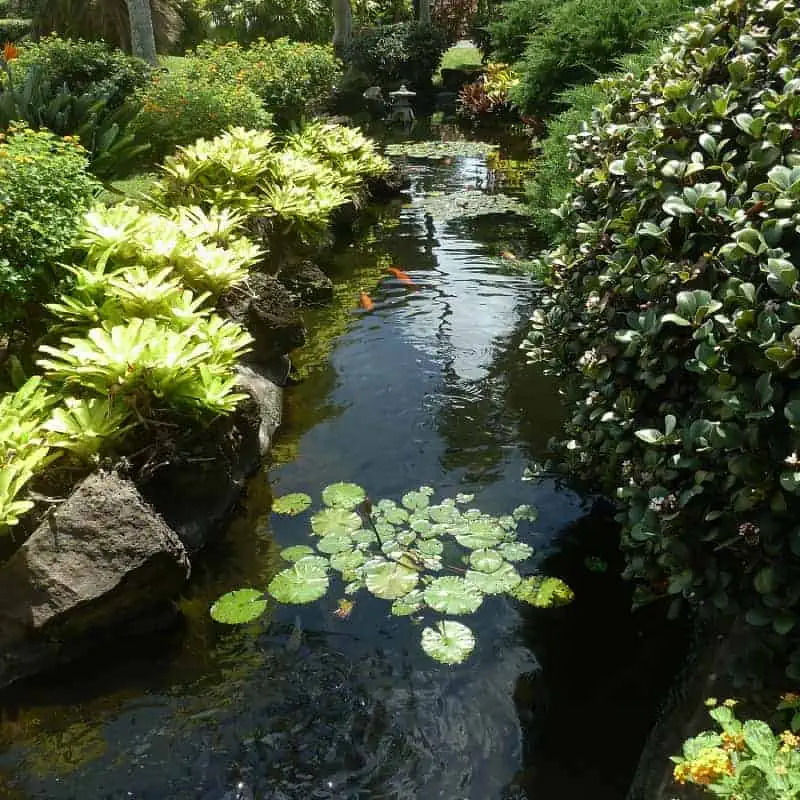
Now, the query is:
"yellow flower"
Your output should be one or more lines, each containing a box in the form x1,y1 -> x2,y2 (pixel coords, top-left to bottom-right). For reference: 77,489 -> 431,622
721,731 -> 745,752
674,747 -> 734,786
780,731 -> 800,752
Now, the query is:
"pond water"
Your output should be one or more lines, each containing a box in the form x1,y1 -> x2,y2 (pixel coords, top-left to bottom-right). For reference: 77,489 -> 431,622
0,124 -> 687,800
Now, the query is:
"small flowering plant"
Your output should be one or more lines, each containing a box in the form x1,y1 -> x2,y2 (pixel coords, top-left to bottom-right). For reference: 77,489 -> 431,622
672,697 -> 800,798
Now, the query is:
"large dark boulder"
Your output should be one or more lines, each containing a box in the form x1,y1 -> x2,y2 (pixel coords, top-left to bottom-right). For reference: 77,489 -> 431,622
277,260 -> 334,306
366,165 -> 409,201
0,472 -> 189,690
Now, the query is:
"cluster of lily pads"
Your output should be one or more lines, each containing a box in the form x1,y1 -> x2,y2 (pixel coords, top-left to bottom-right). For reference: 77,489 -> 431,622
384,141 -> 499,159
211,482 -> 573,664
416,190 -> 527,222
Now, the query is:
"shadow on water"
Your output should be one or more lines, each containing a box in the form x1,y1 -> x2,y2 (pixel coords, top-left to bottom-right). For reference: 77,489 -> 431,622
0,122 -> 689,799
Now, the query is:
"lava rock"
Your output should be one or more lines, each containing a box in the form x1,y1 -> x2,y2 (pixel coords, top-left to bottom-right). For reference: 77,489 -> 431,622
276,260 -> 334,306
136,397 -> 263,554
220,272 -> 306,365
366,165 -> 410,201
0,472 -> 189,690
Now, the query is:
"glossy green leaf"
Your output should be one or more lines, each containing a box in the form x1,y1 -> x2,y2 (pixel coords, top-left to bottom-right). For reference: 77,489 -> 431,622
424,576 -> 484,614
317,533 -> 355,554
465,562 -> 521,594
512,576 -> 574,607
322,482 -> 366,509
268,558 -> 330,604
210,589 -> 268,624
469,548 -> 504,573
364,561 -> 419,599
280,545 -> 315,562
272,493 -> 312,515
330,549 -> 366,573
420,621 -> 476,664
498,542 -> 534,562
391,589 -> 425,616
310,507 -> 362,536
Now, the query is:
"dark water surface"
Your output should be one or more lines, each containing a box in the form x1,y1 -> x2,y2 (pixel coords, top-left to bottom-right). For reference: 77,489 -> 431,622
0,127 -> 687,800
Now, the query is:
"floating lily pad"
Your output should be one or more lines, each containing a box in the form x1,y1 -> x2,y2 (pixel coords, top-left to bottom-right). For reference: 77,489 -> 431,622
465,562 -> 521,594
280,545 -> 315,562
385,141 -> 498,159
469,548 -> 504,573
317,533 -> 355,554
272,493 -> 312,515
512,577 -> 574,608
498,515 -> 517,530
421,555 -> 444,571
344,579 -> 363,595
455,493 -> 475,504
391,589 -> 425,616
424,576 -> 484,614
512,504 -> 538,522
428,504 -> 461,524
498,542 -> 534,562
210,589 -> 267,624
410,516 -> 433,536
402,489 -> 431,511
380,506 -> 409,524
417,191 -> 526,222
416,538 -> 444,556
322,482 -> 366,509
352,529 -> 378,547
311,507 -> 362,536
268,558 -> 330,604
397,530 -> 417,546
455,518 -> 506,550
331,549 -> 366,573
365,561 -> 419,599
420,621 -> 476,664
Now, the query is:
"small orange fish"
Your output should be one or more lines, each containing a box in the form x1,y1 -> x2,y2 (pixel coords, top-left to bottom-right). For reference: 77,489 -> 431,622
359,291 -> 374,311
386,267 -> 416,288
501,250 -> 518,261
333,599 -> 355,620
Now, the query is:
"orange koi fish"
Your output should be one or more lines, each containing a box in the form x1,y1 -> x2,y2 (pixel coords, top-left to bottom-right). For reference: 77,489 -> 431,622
387,267 -> 416,288
333,599 -> 355,620
359,291 -> 374,311
500,250 -> 518,261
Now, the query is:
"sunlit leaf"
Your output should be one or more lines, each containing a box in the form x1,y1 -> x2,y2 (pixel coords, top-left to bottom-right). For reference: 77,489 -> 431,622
512,504 -> 538,522
469,548 -> 504,573
416,538 -> 444,556
402,489 -> 431,510
391,589 -> 425,616
330,549 -> 366,573
512,576 -> 574,607
311,507 -> 362,536
272,493 -> 312,515
428,503 -> 461,524
420,621 -> 476,664
268,558 -> 330,604
352,529 -> 379,547
317,533 -> 355,554
210,589 -> 267,624
365,561 -> 420,599
424,576 -> 484,614
498,542 -> 534,562
322,481 -> 366,509
280,545 -> 316,562
455,518 -> 506,549
455,493 -> 475,504
464,562 -> 521,594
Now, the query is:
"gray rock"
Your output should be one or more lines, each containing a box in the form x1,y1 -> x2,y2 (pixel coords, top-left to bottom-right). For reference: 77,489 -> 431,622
277,260 -> 334,306
0,472 -> 189,689
235,364 -> 283,456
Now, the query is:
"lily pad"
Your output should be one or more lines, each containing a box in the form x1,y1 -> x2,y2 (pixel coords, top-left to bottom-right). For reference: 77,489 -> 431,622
331,549 -> 366,573
272,493 -> 312,515
385,141 -> 498,159
322,482 -> 366,509
420,621 -> 476,664
317,533 -> 355,554
402,489 -> 431,511
512,504 -> 538,522
455,518 -> 506,550
428,504 -> 461,524
210,588 -> 267,624
512,577 -> 574,608
352,529 -> 378,547
280,544 -> 315,562
311,507 -> 362,536
455,493 -> 475,504
381,506 -> 410,524
498,542 -> 534,562
268,558 -> 330,604
344,579 -> 363,595
417,190 -> 526,222
416,538 -> 444,556
365,561 -> 419,599
397,529 -> 417,546
469,548 -> 504,573
424,576 -> 484,614
391,589 -> 425,616
464,562 -> 521,594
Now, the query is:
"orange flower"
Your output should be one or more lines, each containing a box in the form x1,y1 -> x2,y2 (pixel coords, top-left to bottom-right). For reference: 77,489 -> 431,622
2,41 -> 18,62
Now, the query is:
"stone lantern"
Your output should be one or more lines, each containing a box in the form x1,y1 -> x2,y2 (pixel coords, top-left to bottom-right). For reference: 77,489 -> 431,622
388,84 -> 416,124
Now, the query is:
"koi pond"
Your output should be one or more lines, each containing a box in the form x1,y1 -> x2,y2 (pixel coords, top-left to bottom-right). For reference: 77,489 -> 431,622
0,122 -> 688,800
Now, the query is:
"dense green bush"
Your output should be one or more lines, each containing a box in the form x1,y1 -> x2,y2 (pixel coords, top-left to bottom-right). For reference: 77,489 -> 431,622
130,67 -> 271,162
486,0 -> 557,63
186,39 -> 341,128
346,22 -> 448,89
202,0 -> 332,44
526,48 -> 658,240
0,125 -> 99,332
15,35 -> 152,109
510,0 -> 696,113
524,0 -> 800,671
0,16 -> 29,42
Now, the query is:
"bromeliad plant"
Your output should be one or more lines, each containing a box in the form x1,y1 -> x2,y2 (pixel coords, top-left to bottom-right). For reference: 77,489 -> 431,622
522,0 -> 800,672
211,483 -> 573,664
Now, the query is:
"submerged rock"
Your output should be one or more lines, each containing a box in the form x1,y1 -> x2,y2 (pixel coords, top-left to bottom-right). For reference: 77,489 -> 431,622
0,472 -> 189,690
277,260 -> 334,306
366,165 -> 409,201
220,273 -> 306,367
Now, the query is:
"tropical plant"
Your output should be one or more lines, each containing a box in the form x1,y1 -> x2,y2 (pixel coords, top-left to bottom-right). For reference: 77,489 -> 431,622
456,61 -> 517,121
210,483 -> 573,663
485,0 -> 556,63
42,396 -> 134,460
672,697 -> 800,797
0,124 -> 99,334
346,22 -> 448,89
522,0 -> 800,671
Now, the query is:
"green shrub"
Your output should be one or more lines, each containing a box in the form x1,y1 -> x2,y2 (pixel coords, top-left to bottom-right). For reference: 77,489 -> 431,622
187,39 -> 341,128
526,48 -> 658,240
346,22 -> 448,90
0,124 -> 99,333
524,0 -> 800,671
130,68 -> 271,163
202,0 -> 332,44
486,0 -> 558,63
511,0 -> 696,113
15,35 -> 152,109
0,16 -> 30,42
